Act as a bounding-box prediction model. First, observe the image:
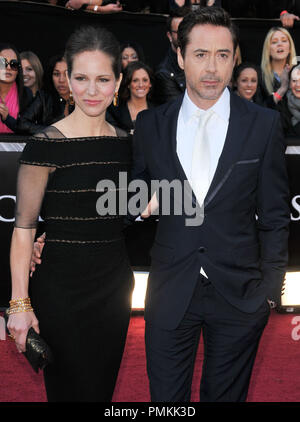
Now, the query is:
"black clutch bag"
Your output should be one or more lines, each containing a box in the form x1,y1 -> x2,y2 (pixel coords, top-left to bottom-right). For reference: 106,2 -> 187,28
24,328 -> 54,373
4,309 -> 54,373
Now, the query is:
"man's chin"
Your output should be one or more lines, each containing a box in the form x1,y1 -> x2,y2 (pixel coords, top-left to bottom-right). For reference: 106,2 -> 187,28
198,89 -> 224,101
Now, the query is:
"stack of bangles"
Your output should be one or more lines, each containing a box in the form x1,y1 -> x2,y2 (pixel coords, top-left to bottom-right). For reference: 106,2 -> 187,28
7,297 -> 34,315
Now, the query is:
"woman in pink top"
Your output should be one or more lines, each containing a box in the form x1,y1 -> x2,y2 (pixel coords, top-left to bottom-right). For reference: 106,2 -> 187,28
0,43 -> 32,134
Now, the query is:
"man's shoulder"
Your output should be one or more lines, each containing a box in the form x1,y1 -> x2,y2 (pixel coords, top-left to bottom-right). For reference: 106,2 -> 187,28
137,96 -> 183,123
232,92 -> 280,122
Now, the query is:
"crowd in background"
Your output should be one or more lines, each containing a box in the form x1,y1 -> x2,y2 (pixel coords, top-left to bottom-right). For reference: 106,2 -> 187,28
1,2 -> 300,137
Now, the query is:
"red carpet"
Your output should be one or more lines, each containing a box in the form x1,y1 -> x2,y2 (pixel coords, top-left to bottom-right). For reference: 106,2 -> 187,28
0,311 -> 300,402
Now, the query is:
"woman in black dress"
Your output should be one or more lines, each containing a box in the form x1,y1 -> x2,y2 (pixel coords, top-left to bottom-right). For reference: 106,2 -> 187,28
7,26 -> 134,402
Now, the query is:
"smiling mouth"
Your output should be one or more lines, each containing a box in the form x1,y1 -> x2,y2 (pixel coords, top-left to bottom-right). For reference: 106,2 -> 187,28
84,100 -> 102,105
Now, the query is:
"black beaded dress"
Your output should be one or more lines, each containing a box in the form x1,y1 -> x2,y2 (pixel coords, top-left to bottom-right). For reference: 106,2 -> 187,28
14,126 -> 134,402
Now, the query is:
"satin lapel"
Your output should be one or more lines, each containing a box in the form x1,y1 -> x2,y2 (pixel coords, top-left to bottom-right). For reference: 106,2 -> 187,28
162,95 -> 188,183
204,93 -> 256,209
159,95 -> 196,210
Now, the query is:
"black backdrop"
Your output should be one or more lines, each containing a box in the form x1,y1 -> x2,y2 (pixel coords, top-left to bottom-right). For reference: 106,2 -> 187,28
1,1 -> 300,71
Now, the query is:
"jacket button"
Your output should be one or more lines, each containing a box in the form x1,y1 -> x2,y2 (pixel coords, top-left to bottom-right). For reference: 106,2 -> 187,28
198,247 -> 206,253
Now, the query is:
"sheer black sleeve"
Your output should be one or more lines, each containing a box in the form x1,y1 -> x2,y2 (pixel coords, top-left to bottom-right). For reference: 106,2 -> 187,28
14,131 -> 57,229
14,164 -> 52,229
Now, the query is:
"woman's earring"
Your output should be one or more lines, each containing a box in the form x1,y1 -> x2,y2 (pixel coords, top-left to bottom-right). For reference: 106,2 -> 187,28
69,89 -> 75,105
113,91 -> 119,107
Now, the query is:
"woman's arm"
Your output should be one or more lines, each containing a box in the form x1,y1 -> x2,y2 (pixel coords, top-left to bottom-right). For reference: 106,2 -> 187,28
8,228 -> 40,353
7,163 -> 51,353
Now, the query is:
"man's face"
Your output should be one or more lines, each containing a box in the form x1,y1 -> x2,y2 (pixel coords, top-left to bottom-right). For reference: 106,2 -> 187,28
177,24 -> 236,109
167,17 -> 183,52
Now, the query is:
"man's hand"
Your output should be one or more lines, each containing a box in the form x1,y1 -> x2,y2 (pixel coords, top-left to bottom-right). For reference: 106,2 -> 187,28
141,192 -> 159,219
30,233 -> 46,277
280,12 -> 300,28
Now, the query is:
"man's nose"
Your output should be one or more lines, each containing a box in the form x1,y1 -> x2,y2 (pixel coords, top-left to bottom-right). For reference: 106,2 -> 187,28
206,56 -> 217,73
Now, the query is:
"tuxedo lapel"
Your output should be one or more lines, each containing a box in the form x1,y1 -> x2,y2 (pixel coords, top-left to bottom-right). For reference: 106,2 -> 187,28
204,93 -> 257,209
161,95 -> 188,183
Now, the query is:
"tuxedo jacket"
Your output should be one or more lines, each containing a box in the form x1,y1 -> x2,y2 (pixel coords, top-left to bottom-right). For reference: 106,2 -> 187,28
132,91 -> 290,330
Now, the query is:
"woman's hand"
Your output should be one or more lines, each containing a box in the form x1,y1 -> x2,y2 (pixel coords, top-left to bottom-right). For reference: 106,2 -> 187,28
274,64 -> 291,103
0,102 -> 9,121
7,311 -> 39,353
280,12 -> 300,28
280,64 -> 291,92
30,233 -> 46,277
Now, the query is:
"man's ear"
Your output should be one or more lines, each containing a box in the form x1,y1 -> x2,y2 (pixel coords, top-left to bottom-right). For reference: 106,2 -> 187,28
167,31 -> 172,44
177,47 -> 184,71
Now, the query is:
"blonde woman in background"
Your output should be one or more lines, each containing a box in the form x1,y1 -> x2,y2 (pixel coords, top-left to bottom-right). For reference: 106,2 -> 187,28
20,51 -> 44,98
261,26 -> 297,106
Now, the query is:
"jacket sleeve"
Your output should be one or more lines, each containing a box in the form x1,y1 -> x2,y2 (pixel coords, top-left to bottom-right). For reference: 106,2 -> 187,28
155,71 -> 184,105
16,93 -> 47,135
2,114 -> 17,132
125,111 -> 151,223
256,113 -> 290,304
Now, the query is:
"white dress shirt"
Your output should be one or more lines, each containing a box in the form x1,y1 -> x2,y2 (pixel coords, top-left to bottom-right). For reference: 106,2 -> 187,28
176,87 -> 230,277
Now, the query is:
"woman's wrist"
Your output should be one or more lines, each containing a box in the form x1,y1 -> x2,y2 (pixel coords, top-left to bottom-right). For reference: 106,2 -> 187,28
273,91 -> 283,102
7,297 -> 33,315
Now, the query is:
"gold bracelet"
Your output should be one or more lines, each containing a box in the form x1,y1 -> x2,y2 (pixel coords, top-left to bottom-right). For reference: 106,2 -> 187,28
10,297 -> 31,303
8,297 -> 33,314
7,307 -> 34,315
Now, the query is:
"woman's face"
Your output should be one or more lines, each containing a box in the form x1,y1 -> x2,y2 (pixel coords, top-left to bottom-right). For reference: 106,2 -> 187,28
22,59 -> 37,91
121,47 -> 138,69
52,60 -> 69,98
270,30 -> 290,62
69,50 -> 121,117
236,68 -> 258,101
290,68 -> 300,99
129,68 -> 152,100
0,49 -> 18,84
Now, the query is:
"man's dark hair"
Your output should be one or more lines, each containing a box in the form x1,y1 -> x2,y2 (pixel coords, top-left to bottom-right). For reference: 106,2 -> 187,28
177,7 -> 239,57
166,6 -> 191,33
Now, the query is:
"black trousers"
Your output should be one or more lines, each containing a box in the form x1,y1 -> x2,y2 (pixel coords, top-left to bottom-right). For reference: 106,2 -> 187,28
145,275 -> 270,402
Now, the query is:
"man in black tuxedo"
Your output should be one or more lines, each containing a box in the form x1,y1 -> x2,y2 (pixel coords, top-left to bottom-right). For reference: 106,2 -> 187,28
133,7 -> 290,402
